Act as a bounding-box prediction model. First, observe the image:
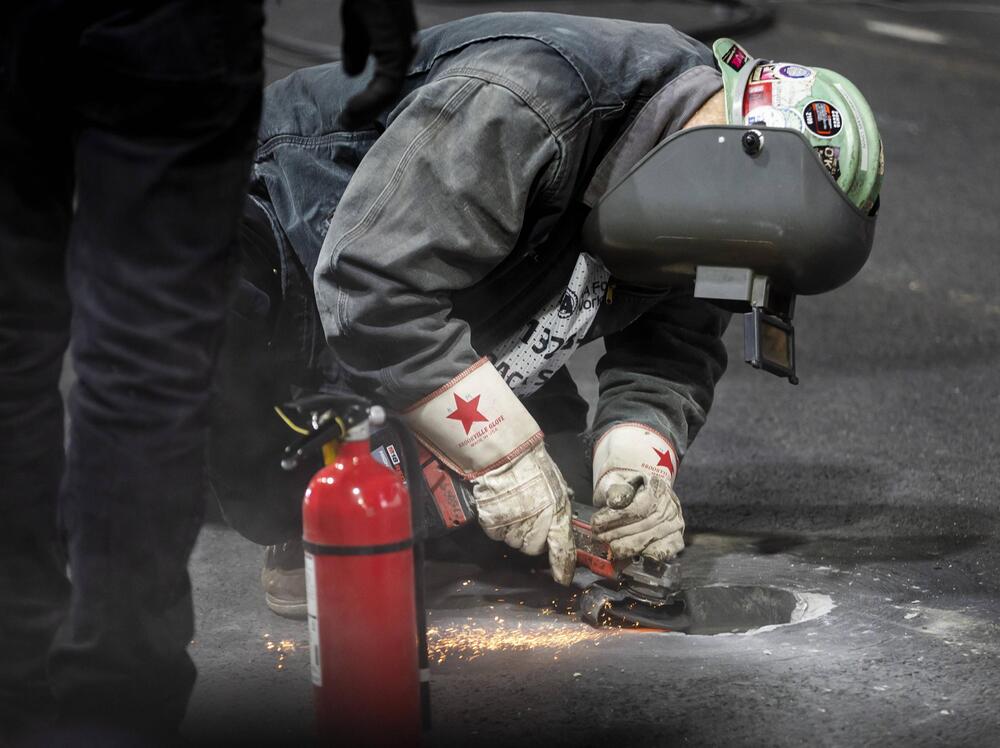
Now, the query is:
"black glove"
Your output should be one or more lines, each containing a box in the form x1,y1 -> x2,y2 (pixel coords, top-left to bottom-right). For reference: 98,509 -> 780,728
340,0 -> 417,128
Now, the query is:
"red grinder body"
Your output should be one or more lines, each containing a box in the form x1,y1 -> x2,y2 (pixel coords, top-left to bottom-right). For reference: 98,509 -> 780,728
302,429 -> 421,746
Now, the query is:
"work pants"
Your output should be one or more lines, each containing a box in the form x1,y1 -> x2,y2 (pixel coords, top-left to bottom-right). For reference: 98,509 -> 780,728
0,1 -> 263,736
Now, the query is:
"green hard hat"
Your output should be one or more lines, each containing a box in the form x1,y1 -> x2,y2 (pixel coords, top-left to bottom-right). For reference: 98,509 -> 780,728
713,38 -> 884,214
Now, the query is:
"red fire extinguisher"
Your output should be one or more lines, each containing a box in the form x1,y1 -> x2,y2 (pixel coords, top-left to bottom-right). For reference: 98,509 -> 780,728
283,400 -> 422,746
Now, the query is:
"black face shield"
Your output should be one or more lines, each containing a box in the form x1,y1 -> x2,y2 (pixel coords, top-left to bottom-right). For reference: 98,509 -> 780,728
582,125 -> 877,295
582,125 -> 880,383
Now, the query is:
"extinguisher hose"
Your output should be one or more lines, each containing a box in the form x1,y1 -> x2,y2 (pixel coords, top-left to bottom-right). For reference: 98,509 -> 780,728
383,412 -> 433,730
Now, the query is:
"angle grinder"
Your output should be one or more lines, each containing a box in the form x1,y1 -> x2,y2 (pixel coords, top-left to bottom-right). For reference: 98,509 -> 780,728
366,422 -> 687,630
571,503 -> 688,630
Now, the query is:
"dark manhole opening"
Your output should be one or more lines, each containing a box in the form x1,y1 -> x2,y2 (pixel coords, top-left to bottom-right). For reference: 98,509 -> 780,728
597,585 -> 801,635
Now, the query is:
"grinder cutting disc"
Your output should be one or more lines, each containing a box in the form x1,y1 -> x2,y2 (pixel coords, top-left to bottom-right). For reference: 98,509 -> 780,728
579,557 -> 687,631
580,582 -> 691,631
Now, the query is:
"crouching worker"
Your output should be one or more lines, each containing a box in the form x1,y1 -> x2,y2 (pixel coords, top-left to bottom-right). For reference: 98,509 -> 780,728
208,12 -> 883,618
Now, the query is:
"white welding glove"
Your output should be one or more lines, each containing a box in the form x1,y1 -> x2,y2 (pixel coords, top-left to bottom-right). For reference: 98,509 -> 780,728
591,423 -> 685,562
403,359 -> 575,585
471,443 -> 575,584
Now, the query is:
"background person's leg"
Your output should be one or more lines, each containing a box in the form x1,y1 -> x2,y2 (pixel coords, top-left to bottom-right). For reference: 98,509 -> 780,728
0,13 -> 75,736
46,2 -> 265,731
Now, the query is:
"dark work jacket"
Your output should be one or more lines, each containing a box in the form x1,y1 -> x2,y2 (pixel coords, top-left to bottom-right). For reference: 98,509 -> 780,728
252,12 -> 730,459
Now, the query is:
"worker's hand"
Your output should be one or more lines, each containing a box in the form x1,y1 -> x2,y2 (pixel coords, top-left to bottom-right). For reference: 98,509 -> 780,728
340,0 -> 417,128
471,443 -> 576,586
590,424 -> 684,562
402,358 -> 575,585
592,472 -> 684,562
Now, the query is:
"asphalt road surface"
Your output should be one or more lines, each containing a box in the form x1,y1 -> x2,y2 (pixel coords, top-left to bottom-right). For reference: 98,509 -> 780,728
180,1 -> 1000,745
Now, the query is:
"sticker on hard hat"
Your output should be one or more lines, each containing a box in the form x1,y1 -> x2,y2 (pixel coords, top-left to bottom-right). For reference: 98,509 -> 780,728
803,100 -> 843,138
745,105 -> 805,132
814,145 -> 842,180
773,78 -> 812,108
750,64 -> 778,82
721,44 -> 749,71
744,82 -> 773,115
778,64 -> 813,79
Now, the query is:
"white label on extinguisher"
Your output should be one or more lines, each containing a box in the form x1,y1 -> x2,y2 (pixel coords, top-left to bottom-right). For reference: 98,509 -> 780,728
304,551 -> 322,686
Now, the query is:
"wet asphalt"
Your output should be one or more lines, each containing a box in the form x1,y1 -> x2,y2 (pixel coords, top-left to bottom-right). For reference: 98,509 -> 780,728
180,1 -> 1000,745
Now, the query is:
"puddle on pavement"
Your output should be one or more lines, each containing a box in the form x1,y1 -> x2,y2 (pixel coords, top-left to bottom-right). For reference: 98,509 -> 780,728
599,585 -> 830,635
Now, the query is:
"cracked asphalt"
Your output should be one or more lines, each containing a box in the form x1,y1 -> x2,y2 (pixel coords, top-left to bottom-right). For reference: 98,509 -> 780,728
178,2 -> 1000,745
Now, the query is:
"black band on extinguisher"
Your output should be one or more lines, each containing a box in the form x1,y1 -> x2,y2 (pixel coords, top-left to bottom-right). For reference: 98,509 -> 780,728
302,538 -> 414,556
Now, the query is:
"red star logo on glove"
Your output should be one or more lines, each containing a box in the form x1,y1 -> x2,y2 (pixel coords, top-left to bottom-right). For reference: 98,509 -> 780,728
446,393 -> 489,434
653,447 -> 675,474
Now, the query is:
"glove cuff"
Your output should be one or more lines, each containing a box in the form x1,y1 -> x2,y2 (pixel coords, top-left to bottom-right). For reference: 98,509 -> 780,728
402,358 -> 543,480
592,422 -> 677,489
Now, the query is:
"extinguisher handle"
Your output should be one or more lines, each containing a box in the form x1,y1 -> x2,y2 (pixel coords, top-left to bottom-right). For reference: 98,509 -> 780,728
281,391 -> 368,417
281,423 -> 342,471
279,395 -> 371,470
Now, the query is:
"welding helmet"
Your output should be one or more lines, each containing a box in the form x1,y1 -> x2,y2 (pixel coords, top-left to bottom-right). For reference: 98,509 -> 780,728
582,40 -> 884,297
714,39 -> 883,213
580,41 -> 884,383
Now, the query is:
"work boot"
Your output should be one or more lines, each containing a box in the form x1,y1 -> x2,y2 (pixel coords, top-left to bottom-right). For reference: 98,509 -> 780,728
261,539 -> 306,619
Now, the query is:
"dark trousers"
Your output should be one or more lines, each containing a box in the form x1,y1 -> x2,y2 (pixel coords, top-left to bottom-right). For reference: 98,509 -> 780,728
0,1 -> 263,735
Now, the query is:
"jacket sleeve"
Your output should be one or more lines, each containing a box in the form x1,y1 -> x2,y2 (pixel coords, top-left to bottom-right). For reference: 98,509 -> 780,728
592,293 -> 731,463
314,75 -> 562,409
